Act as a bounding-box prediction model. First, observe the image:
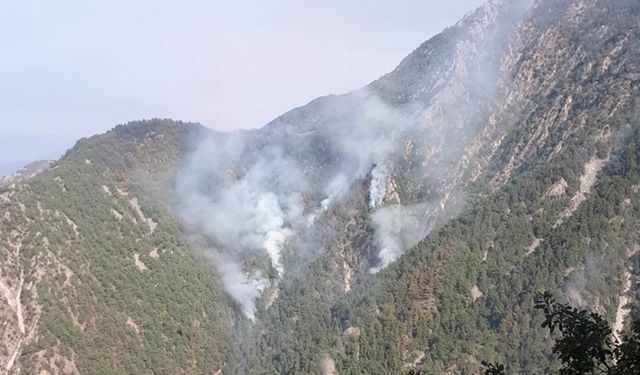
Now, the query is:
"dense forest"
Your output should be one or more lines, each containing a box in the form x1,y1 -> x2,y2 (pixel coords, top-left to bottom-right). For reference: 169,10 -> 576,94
2,0 -> 640,374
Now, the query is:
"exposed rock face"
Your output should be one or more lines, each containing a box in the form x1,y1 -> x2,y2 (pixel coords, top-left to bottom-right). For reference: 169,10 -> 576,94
554,155 -> 610,227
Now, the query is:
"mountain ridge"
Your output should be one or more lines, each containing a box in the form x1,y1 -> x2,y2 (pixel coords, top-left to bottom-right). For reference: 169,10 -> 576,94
2,0 -> 640,373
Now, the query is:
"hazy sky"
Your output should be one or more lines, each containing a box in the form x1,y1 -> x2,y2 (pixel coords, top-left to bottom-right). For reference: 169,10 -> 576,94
0,0 -> 484,174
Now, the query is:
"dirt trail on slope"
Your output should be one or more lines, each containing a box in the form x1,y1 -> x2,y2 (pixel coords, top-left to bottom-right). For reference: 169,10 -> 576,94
555,156 -> 608,227
613,245 -> 638,342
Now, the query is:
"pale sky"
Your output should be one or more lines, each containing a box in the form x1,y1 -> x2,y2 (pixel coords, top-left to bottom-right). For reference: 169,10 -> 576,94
0,0 -> 485,174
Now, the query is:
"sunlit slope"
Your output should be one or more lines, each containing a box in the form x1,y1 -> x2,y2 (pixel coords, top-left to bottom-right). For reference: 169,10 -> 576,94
1,120 -> 235,374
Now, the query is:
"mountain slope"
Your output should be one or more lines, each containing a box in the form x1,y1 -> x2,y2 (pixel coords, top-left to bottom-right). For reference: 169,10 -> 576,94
2,0 -> 640,374
1,121 -> 236,374
327,1 -> 640,373
202,0 -> 640,373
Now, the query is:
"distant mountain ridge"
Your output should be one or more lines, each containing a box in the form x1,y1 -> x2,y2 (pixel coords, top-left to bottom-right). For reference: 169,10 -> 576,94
0,160 -> 53,188
2,0 -> 640,374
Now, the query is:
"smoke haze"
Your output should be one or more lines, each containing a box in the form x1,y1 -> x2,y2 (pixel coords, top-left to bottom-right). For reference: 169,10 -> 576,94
175,0 -> 535,320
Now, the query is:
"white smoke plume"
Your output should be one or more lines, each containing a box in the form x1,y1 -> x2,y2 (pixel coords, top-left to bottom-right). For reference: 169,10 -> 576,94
322,173 -> 350,210
216,259 -> 268,322
370,203 -> 428,273
564,257 -> 604,309
369,164 -> 388,208
175,91 -> 413,320
307,173 -> 351,227
175,0 -> 539,315
176,90 -> 437,319
174,0 -> 538,319
176,133 -> 312,320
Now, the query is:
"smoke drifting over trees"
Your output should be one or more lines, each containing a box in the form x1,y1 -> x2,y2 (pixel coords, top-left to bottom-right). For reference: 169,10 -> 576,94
174,92 -> 422,319
174,0 -> 535,321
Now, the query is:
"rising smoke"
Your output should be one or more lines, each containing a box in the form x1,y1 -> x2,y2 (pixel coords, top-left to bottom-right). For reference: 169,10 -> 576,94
175,134 -> 312,319
369,203 -> 429,272
175,0 -> 535,321
175,92 -> 419,320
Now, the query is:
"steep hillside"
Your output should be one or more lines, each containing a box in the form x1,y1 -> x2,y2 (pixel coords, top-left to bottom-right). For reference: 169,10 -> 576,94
2,0 -> 640,374
285,1 -> 640,374
1,120 -> 235,374
179,0 -> 639,373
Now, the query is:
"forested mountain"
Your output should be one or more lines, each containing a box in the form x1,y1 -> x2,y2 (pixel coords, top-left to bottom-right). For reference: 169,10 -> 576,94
2,0 -> 640,374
